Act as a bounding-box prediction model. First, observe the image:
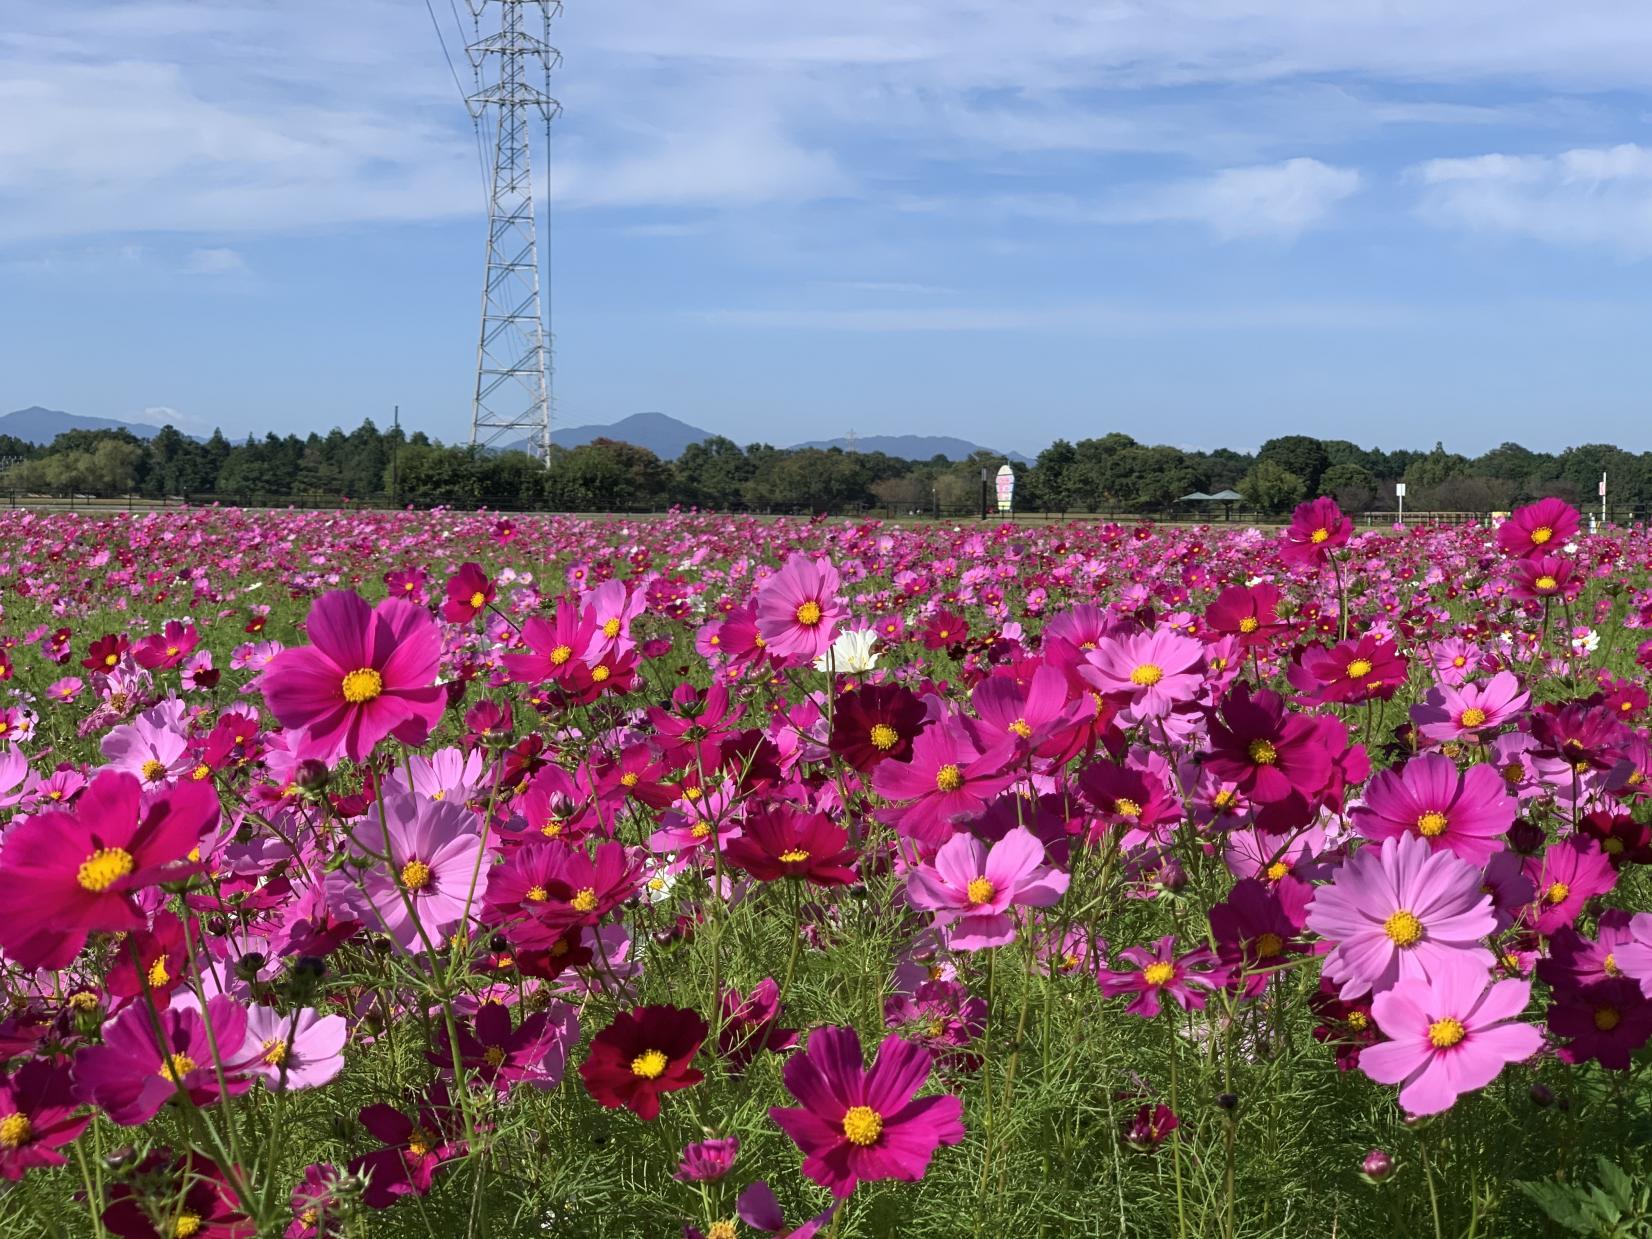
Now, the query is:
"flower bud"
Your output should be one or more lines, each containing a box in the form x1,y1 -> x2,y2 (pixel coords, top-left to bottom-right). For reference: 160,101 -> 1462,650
1360,1149 -> 1394,1183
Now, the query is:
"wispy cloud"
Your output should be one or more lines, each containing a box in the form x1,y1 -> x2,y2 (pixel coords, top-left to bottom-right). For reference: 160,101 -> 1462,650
182,247 -> 248,275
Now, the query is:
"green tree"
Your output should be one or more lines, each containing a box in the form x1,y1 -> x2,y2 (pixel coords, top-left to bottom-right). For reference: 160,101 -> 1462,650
1258,436 -> 1330,495
1239,459 -> 1307,514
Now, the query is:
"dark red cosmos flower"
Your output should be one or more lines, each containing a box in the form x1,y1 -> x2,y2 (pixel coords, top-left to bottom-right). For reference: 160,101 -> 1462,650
723,806 -> 859,886
1307,982 -> 1379,1071
105,910 -> 190,1002
718,979 -> 798,1070
0,770 -> 215,969
1546,978 -> 1652,1069
1279,497 -> 1352,568
920,610 -> 968,651
441,562 -> 495,624
1204,685 -> 1333,810
1204,583 -> 1282,648
0,1059 -> 91,1180
1122,1103 -> 1180,1153
830,683 -> 926,770
580,1005 -> 707,1121
102,1152 -> 253,1238
1578,810 -> 1652,867
348,1086 -> 464,1208
1287,635 -> 1409,705
82,633 -> 129,672
1208,878 -> 1311,998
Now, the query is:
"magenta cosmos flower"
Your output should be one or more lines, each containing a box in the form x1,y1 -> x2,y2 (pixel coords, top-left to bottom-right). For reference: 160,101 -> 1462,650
0,1060 -> 91,1180
262,590 -> 446,762
1360,975 -> 1541,1116
73,995 -> 252,1126
754,554 -> 844,662
1306,833 -> 1496,999
906,826 -> 1070,950
346,792 -> 484,952
872,720 -> 1016,847
1496,497 -> 1579,559
0,770 -> 215,970
1099,935 -> 1222,1018
1280,497 -> 1352,567
1410,671 -> 1530,744
1350,753 -> 1516,865
769,1025 -> 965,1199
1082,627 -> 1205,720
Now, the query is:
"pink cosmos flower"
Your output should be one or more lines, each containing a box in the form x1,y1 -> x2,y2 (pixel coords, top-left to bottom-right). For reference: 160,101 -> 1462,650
1350,753 -> 1515,865
1496,497 -> 1579,559
1360,975 -> 1541,1116
345,793 -> 485,952
872,720 -> 1016,847
262,591 -> 446,762
755,555 -> 844,662
0,1060 -> 90,1180
905,826 -> 1070,950
1306,833 -> 1496,1000
73,995 -> 253,1125
0,770 -> 215,970
1410,671 -> 1530,744
1082,627 -> 1206,720
241,1006 -> 349,1091
435,1000 -> 579,1093
768,1025 -> 965,1199
1280,497 -> 1352,567
1523,838 -> 1616,936
441,562 -> 494,623
1099,935 -> 1222,1018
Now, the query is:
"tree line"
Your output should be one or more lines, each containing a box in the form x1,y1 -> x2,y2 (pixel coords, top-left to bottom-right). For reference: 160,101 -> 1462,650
0,423 -> 1645,516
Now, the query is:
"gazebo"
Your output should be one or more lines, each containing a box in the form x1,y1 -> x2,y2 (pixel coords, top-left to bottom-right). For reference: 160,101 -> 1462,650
1180,489 -> 1244,521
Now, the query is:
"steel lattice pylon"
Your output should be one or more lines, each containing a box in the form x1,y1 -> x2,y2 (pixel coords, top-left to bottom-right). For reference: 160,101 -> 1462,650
466,0 -> 560,460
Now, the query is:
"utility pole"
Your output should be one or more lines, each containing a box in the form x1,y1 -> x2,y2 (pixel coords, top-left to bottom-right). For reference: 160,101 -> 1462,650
465,0 -> 559,462
391,405 -> 400,508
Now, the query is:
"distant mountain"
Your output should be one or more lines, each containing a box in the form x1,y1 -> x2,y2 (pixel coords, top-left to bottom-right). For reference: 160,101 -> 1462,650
0,406 -> 165,444
550,412 -> 712,460
794,434 -> 1032,465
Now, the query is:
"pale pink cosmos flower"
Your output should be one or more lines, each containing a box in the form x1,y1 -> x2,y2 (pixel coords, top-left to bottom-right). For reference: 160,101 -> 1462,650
906,826 -> 1069,950
1410,672 -> 1530,745
1082,627 -> 1206,721
241,1006 -> 348,1091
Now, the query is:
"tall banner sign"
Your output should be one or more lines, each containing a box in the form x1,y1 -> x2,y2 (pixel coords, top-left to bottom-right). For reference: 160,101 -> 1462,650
995,465 -> 1015,514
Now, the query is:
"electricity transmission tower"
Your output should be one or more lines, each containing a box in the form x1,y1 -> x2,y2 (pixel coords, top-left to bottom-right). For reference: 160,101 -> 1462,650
465,0 -> 559,460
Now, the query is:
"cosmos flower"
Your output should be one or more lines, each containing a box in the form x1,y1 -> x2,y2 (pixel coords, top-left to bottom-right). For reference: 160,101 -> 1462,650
1099,936 -> 1222,1018
906,826 -> 1069,950
723,807 -> 859,887
73,995 -> 253,1126
442,562 -> 495,623
813,628 -> 879,675
1082,628 -> 1206,720
829,682 -> 927,770
240,1006 -> 349,1091
0,1060 -> 90,1180
755,555 -> 844,662
579,1005 -> 707,1121
768,1025 -> 965,1198
1280,497 -> 1353,567
1350,753 -> 1516,865
344,792 -> 485,952
1497,497 -> 1580,559
1410,672 -> 1530,744
872,719 -> 1016,846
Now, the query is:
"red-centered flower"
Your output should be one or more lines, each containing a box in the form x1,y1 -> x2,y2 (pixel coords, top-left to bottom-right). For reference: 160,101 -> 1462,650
580,1005 -> 707,1120
768,1025 -> 965,1199
755,554 -> 844,662
73,995 -> 252,1125
441,562 -> 494,623
1497,497 -> 1580,559
0,770 -> 215,970
723,806 -> 859,886
1280,497 -> 1352,567
103,1151 -> 253,1239
0,1059 -> 91,1180
1203,684 -> 1332,809
872,718 -> 1016,846
1287,635 -> 1408,705
829,682 -> 926,770
1204,583 -> 1282,649
261,590 -> 446,763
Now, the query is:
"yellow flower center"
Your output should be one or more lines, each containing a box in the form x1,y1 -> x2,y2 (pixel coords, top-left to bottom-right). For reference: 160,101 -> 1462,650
104,652 -> 119,666
841,1105 -> 883,1146
1238,616 -> 1260,633
173,1213 -> 203,1239
1247,739 -> 1279,765
630,1049 -> 668,1079
620,771 -> 640,787
691,822 -> 712,839
549,644 -> 573,665
1605,953 -> 1621,976
1531,525 -> 1553,545
525,885 -> 548,902
406,1127 -> 435,1157
935,763 -> 964,793
1534,576 -> 1558,592
602,618 -> 622,638
778,848 -> 811,864
341,667 -> 383,704
1416,811 -> 1449,838
484,1046 -> 507,1067
77,847 -> 134,893
1310,528 -> 1330,544
1346,659 -> 1372,679
400,860 -> 433,891
1008,717 -> 1033,738
0,1113 -> 32,1149
147,957 -> 170,988
1265,860 -> 1290,882
469,590 -> 486,610
796,600 -> 823,627
68,991 -> 99,1012
707,1223 -> 737,1239
1384,909 -> 1423,948
191,764 -> 211,781
1458,707 -> 1487,728
1595,1006 -> 1621,1032
1546,882 -> 1570,905
869,723 -> 900,751
965,876 -> 995,905
1114,797 -> 1142,819
140,758 -> 168,782
540,819 -> 563,838
1347,1010 -> 1369,1031
159,1052 -> 198,1083
591,664 -> 611,683
1604,837 -> 1624,855
1142,962 -> 1175,986
1254,932 -> 1284,958
1427,1017 -> 1465,1049
1129,663 -> 1164,687
262,1039 -> 288,1066
571,887 -> 598,913
1213,789 -> 1238,810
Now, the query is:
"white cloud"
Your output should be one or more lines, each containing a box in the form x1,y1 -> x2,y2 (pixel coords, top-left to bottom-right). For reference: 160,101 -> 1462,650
1413,143 -> 1652,255
1112,158 -> 1361,238
182,247 -> 248,275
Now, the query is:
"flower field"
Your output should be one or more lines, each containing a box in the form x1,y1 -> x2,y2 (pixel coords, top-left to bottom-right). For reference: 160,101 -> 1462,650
3,499 -> 1652,1237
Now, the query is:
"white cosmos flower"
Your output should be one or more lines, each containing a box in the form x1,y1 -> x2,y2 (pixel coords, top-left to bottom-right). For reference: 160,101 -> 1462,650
813,628 -> 879,675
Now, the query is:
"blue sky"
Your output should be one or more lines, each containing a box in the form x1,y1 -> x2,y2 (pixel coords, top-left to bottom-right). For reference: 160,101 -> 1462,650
4,2 -> 1652,457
